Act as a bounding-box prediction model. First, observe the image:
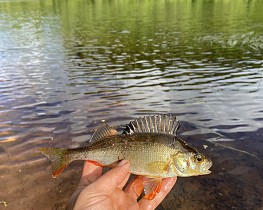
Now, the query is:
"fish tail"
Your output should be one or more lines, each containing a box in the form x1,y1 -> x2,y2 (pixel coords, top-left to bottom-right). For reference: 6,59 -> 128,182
39,147 -> 72,178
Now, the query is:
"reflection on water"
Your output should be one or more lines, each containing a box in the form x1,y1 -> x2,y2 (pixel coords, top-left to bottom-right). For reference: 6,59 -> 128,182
0,0 -> 262,209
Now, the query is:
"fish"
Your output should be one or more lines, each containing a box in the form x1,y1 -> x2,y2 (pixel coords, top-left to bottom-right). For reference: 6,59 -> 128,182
40,114 -> 212,199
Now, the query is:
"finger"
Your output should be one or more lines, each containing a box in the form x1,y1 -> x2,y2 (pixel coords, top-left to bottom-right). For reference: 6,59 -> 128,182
124,176 -> 144,200
118,172 -> 131,189
138,177 -> 177,210
91,160 -> 130,195
66,189 -> 82,210
66,161 -> 103,210
79,160 -> 103,186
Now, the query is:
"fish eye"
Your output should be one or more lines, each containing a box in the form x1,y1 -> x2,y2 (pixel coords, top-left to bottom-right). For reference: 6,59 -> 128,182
194,154 -> 203,162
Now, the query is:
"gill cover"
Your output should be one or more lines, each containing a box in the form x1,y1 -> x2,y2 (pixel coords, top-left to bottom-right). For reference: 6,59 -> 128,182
173,154 -> 189,176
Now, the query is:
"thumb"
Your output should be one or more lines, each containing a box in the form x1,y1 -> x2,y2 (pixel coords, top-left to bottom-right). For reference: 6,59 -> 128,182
92,160 -> 130,194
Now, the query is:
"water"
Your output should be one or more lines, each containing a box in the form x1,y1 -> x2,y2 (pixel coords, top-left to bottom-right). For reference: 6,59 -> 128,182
0,0 -> 262,209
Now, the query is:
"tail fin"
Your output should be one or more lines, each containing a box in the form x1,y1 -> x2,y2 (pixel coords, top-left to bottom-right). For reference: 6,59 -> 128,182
39,147 -> 71,178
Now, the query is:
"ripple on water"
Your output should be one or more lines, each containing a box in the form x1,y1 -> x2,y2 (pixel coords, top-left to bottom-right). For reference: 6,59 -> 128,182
0,1 -> 263,209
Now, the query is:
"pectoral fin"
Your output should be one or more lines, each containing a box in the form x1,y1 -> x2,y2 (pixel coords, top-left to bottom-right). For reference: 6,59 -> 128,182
146,161 -> 171,174
143,177 -> 163,200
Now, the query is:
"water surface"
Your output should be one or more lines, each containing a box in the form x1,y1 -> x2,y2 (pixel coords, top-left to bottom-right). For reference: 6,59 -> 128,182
0,0 -> 262,209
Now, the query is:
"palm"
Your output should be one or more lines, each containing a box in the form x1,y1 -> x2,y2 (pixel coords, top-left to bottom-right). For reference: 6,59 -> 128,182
78,189 -> 140,210
67,161 -> 176,210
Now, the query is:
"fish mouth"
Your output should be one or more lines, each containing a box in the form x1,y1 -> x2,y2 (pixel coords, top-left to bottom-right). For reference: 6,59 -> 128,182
202,161 -> 212,174
203,169 -> 212,174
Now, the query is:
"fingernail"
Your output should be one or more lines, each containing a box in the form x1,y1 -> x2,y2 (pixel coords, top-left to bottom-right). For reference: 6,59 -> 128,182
118,159 -> 128,167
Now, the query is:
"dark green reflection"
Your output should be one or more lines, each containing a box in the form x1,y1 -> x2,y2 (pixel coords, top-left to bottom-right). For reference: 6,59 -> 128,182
1,0 -> 262,55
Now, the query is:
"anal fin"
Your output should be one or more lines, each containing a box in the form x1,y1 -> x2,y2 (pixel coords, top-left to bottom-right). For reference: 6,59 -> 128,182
143,177 -> 163,200
86,160 -> 103,166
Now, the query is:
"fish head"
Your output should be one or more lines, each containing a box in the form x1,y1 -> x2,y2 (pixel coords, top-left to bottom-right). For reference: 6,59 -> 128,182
172,152 -> 212,176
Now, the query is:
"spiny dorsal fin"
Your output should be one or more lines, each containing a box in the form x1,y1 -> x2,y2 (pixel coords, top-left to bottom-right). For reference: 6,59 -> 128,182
91,123 -> 118,142
122,115 -> 180,136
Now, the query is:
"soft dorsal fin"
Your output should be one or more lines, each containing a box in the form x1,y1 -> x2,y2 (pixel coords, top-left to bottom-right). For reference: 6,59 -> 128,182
122,115 -> 180,136
90,123 -> 118,142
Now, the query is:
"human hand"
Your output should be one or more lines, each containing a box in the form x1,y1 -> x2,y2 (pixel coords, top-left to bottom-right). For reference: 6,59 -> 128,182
66,160 -> 177,210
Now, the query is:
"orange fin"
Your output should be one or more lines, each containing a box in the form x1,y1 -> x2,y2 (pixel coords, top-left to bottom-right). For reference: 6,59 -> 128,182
39,147 -> 71,178
143,177 -> 162,200
86,160 -> 102,166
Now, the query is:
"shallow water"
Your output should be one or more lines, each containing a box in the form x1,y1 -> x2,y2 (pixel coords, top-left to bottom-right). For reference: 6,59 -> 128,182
0,0 -> 263,209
